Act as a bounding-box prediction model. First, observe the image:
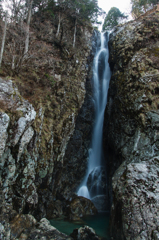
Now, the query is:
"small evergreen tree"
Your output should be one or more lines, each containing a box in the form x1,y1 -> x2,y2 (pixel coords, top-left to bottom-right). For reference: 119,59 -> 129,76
102,7 -> 127,31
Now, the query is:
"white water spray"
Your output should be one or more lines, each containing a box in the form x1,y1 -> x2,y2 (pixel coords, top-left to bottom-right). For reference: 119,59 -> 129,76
77,32 -> 111,199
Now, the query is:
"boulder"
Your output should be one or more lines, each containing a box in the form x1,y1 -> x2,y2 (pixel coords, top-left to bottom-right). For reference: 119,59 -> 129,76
91,195 -> 109,212
66,196 -> 97,221
46,200 -> 64,219
10,214 -> 37,239
27,218 -> 73,240
70,226 -> 101,240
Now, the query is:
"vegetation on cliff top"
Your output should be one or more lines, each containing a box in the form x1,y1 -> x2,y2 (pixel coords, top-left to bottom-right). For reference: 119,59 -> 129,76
102,0 -> 159,31
102,7 -> 127,31
0,0 -> 102,77
131,0 -> 159,18
0,0 -> 96,167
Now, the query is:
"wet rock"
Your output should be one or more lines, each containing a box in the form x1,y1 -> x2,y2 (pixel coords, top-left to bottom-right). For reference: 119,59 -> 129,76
91,195 -> 109,212
46,200 -> 64,219
28,218 -> 73,240
66,196 -> 97,221
87,167 -> 107,198
54,63 -> 95,201
70,226 -> 101,240
10,214 -> 37,239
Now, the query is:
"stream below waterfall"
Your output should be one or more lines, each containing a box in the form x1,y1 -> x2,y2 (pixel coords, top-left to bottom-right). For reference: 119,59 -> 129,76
50,212 -> 110,239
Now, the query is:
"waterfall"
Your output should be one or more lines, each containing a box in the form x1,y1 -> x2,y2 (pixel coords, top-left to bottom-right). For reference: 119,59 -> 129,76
77,32 -> 111,205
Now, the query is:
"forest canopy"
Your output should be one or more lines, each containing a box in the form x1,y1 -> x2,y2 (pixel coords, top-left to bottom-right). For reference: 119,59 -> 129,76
0,0 -> 103,24
131,0 -> 159,18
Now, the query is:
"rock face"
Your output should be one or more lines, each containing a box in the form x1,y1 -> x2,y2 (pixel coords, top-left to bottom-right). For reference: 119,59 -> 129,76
111,158 -> 159,240
54,31 -> 99,201
10,217 -> 73,240
0,9 -> 94,238
105,8 -> 159,240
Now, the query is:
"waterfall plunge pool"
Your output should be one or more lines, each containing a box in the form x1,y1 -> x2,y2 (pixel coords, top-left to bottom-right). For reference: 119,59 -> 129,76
50,212 -> 110,239
50,32 -> 111,240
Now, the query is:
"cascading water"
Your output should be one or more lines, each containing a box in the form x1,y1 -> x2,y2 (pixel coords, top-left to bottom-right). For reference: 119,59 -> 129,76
77,32 -> 111,207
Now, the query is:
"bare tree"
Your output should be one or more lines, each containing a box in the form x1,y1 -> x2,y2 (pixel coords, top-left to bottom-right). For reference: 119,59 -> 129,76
55,0 -> 66,38
0,11 -> 7,68
24,0 -> 33,55
73,18 -> 76,48
56,11 -> 61,37
5,0 -> 26,22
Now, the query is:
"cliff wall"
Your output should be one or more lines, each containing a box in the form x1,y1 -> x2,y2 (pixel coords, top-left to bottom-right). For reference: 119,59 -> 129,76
0,10 -> 94,237
105,8 -> 159,240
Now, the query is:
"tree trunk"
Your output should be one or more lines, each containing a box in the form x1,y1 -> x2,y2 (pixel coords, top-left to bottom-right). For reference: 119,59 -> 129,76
12,55 -> 16,70
24,0 -> 33,55
0,11 -> 8,68
73,18 -> 77,48
56,12 -> 61,37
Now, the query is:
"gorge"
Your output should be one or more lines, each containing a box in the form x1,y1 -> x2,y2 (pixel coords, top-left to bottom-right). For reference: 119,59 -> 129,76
0,4 -> 159,240
77,32 -> 111,211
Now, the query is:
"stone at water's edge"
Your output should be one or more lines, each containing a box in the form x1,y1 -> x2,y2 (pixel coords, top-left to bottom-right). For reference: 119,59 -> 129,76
70,226 -> 101,240
11,217 -> 73,239
65,196 -> 98,221
104,7 -> 159,240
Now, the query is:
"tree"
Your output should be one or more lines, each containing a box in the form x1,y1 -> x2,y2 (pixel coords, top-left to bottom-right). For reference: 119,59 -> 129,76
0,0 -> 4,18
70,0 -> 102,24
68,0 -> 103,47
0,11 -> 8,68
47,0 -> 102,47
24,0 -> 33,55
102,7 -> 127,31
54,0 -> 67,37
5,0 -> 26,22
131,0 -> 159,18
32,0 -> 52,12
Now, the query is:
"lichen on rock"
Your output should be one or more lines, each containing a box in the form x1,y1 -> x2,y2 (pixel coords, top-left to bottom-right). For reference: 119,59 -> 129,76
0,7 -> 94,238
105,8 -> 159,240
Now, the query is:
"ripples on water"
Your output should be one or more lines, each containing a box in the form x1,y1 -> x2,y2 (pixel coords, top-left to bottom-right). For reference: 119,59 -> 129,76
50,212 -> 110,239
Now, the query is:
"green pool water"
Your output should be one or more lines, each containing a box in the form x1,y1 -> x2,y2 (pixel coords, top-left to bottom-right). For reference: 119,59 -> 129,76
50,212 -> 110,239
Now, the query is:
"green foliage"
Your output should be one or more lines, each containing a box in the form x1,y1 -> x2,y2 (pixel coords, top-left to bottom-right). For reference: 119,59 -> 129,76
131,0 -> 159,18
0,0 -> 4,18
32,0 -> 102,25
32,0 -> 55,12
76,0 -> 102,23
62,0 -> 103,24
102,7 -> 127,31
31,0 -> 103,25
45,73 -> 56,87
